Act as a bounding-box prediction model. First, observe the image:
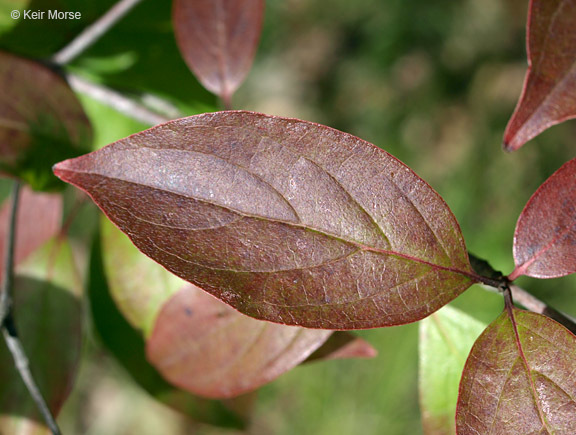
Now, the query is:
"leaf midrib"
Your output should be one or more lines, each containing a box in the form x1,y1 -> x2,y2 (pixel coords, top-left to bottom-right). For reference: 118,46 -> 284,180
63,167 -> 476,282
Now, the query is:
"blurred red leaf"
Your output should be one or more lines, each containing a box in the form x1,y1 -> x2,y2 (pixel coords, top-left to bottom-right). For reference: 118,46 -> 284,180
509,157 -> 576,280
0,51 -> 91,190
173,0 -> 264,106
54,111 -> 476,329
0,239 -> 83,434
456,308 -> 576,433
0,186 -> 62,283
503,0 -> 576,151
147,284 -> 331,398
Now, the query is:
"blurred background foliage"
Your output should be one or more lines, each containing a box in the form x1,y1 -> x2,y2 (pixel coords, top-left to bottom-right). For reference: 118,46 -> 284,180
1,0 -> 576,434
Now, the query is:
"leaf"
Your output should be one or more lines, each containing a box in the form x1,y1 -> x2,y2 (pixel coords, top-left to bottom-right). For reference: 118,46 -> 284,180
509,157 -> 576,280
456,308 -> 576,434
88,232 -> 253,429
419,305 -> 486,435
173,0 -> 265,106
503,0 -> 576,151
0,239 -> 83,434
0,186 -> 62,283
303,331 -> 377,363
0,51 -> 92,190
147,283 -> 332,398
53,111 -> 476,329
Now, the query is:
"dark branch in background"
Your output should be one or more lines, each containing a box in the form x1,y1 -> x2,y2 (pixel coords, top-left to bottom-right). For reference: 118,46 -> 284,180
51,0 -> 144,66
0,182 -> 20,326
0,182 -> 61,435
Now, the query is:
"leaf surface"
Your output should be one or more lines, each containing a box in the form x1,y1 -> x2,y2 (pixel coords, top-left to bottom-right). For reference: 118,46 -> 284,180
456,308 -> 576,434
54,111 -> 476,329
510,157 -> 576,280
0,239 -> 83,434
147,283 -> 332,398
419,305 -> 486,435
173,0 -> 264,105
0,51 -> 91,190
503,0 -> 576,151
0,186 -> 62,283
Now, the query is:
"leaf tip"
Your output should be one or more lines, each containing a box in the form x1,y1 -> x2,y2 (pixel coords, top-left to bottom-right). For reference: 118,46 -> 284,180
52,159 -> 73,182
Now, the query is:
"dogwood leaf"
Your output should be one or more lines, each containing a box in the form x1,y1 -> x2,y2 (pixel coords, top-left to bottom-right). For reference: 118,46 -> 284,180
173,0 -> 264,106
503,0 -> 576,151
147,284 -> 332,398
457,308 -> 576,433
53,111 -> 477,329
509,157 -> 576,280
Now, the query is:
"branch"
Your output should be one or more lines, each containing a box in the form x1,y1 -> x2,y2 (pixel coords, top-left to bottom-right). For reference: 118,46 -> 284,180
510,284 -> 576,335
52,0 -> 144,66
0,181 -> 20,326
67,74 -> 171,126
0,182 -> 62,435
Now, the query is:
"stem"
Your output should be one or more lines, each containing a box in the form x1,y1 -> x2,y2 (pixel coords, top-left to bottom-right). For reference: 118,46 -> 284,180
51,0 -> 144,66
68,74 -> 171,126
0,181 -> 20,326
510,284 -> 576,335
0,182 -> 62,435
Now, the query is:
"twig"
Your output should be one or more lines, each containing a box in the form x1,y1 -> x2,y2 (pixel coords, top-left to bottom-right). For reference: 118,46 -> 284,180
51,0 -> 144,66
510,284 -> 576,335
0,181 -> 20,326
0,182 -> 62,435
67,74 -> 170,126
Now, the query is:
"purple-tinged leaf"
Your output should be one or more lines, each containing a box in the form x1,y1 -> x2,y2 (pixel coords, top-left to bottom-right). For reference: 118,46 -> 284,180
53,111 -> 477,329
456,308 -> 576,434
0,186 -> 62,282
0,51 -> 91,190
509,157 -> 576,280
419,306 -> 486,435
147,284 -> 332,399
173,0 -> 264,106
0,239 -> 83,434
503,0 -> 576,151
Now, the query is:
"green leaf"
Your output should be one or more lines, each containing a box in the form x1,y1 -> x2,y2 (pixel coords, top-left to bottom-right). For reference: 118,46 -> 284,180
0,238 -> 83,434
419,305 -> 486,435
54,111 -> 476,329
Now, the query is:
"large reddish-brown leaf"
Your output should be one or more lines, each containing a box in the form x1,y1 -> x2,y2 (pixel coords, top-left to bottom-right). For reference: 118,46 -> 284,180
0,186 -> 62,282
147,284 -> 332,399
509,157 -> 576,280
503,0 -> 576,151
0,239 -> 83,434
456,308 -> 576,434
53,111 -> 477,329
173,0 -> 264,106
0,51 -> 91,190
